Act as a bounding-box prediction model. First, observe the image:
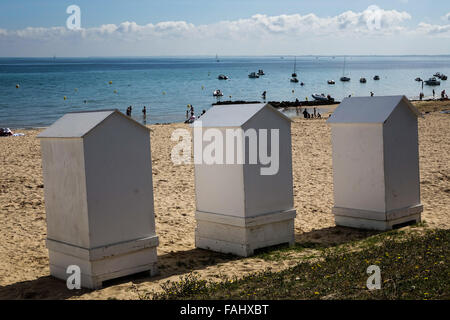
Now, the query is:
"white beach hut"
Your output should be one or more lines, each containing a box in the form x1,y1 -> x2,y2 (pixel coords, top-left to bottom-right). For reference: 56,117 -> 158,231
193,103 -> 296,257
38,110 -> 158,289
327,96 -> 423,230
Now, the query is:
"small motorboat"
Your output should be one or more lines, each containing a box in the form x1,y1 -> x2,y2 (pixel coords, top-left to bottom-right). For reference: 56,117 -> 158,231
218,74 -> 228,80
213,89 -> 223,97
373,75 -> 380,80
434,72 -> 442,78
360,77 -> 367,83
340,76 -> 350,82
415,77 -> 422,82
248,72 -> 259,79
312,93 -> 334,102
327,80 -> 335,85
424,77 -> 441,86
257,69 -> 265,76
290,77 -> 299,83
300,82 -> 304,86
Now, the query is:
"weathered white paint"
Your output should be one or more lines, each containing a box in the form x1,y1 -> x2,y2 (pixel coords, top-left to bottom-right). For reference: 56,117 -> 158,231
328,96 -> 423,231
331,123 -> 386,213
193,104 -> 296,256
38,110 -> 159,289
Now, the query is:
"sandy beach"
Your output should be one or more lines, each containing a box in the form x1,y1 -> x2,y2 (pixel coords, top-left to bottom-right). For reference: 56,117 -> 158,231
0,101 -> 449,299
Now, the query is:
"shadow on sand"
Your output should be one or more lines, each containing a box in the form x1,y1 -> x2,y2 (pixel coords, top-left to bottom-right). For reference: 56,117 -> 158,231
0,226 -> 381,299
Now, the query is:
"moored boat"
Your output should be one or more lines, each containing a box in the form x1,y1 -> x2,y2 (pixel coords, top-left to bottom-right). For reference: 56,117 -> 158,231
312,93 -> 334,102
424,77 -> 441,86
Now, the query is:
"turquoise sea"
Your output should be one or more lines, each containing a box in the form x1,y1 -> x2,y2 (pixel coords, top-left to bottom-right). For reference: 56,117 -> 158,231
0,56 -> 449,128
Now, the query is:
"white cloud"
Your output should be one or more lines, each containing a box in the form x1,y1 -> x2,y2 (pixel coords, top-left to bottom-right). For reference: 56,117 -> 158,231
416,22 -> 450,36
2,5 -> 449,56
0,6 -> 411,41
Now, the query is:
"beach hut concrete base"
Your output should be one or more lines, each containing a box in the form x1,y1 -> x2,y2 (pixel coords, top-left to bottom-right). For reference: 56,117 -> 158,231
333,204 -> 423,231
195,209 -> 296,257
47,236 -> 159,289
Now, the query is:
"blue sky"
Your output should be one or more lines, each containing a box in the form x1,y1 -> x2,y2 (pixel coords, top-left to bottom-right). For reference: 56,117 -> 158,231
0,0 -> 446,28
0,0 -> 449,56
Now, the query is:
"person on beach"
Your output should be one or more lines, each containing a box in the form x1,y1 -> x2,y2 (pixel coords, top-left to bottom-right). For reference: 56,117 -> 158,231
419,92 -> 424,100
262,91 -> 266,100
189,111 -> 196,123
313,107 -> 317,118
370,91 -> 374,97
303,109 -> 309,119
433,89 -> 435,98
142,106 -> 147,117
0,128 -> 13,137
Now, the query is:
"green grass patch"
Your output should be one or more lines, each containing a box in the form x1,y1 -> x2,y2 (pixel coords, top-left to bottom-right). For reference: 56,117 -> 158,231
149,228 -> 449,300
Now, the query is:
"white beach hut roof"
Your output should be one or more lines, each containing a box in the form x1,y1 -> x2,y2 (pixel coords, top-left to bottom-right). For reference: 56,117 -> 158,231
38,109 -> 149,138
193,103 -> 292,128
327,95 -> 421,124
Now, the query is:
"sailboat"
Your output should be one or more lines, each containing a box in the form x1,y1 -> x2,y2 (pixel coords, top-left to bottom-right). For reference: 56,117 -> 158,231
292,56 -> 297,77
290,56 -> 299,82
340,56 -> 350,82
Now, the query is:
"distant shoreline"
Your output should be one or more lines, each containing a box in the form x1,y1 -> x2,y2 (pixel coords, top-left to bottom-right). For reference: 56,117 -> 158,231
6,98 -> 449,131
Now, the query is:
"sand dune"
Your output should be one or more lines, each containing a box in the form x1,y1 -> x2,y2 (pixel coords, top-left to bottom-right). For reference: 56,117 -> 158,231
0,104 -> 448,299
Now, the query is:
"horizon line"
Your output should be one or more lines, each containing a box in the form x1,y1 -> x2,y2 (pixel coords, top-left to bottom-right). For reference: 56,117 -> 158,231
1,54 -> 450,59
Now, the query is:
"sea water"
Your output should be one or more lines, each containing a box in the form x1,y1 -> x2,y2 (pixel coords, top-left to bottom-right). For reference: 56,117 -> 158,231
0,56 -> 449,128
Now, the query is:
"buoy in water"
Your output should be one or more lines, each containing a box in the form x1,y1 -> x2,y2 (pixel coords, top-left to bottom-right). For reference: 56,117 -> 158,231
16,84 -> 20,88
109,81 -> 113,85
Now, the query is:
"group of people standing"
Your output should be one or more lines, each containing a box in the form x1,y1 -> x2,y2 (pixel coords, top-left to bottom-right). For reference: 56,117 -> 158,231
126,105 -> 147,118
419,89 -> 448,100
300,107 -> 321,119
185,104 -> 206,123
